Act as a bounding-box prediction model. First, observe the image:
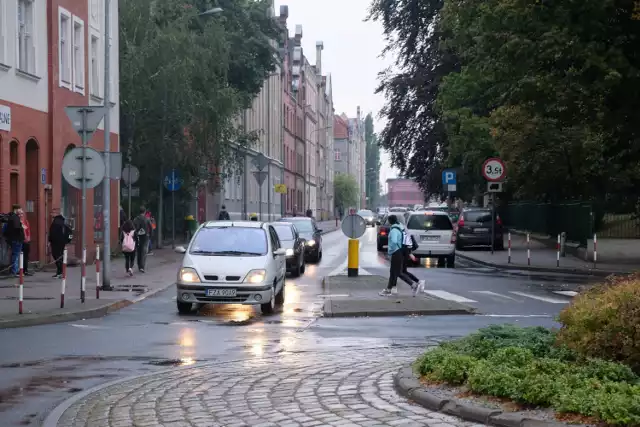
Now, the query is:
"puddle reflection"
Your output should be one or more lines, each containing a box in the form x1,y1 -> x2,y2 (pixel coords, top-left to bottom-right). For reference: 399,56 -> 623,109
178,328 -> 196,361
283,282 -> 302,316
199,304 -> 257,323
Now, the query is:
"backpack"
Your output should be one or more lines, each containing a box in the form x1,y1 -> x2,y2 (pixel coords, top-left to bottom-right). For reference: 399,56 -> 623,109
402,229 -> 419,251
122,231 -> 136,252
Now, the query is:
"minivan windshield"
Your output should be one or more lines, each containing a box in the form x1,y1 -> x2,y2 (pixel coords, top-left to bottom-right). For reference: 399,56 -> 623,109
281,219 -> 313,233
358,210 -> 373,217
189,227 -> 267,255
407,214 -> 453,231
273,224 -> 294,241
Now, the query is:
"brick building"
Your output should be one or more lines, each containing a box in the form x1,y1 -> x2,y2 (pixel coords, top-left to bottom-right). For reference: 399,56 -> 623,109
386,178 -> 424,208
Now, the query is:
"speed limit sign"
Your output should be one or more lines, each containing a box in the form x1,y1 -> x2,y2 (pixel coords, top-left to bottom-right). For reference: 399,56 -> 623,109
482,157 -> 506,181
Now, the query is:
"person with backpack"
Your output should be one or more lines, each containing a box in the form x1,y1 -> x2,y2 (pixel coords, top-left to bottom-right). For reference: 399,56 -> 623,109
133,206 -> 152,273
218,205 -> 230,220
121,219 -> 136,276
48,208 -> 72,279
4,204 -> 24,276
378,214 -> 423,297
401,224 -> 422,287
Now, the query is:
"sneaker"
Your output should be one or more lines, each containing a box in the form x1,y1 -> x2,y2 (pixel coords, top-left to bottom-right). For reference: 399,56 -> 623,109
412,282 -> 419,297
139,268 -> 145,273
390,287 -> 398,295
24,271 -> 34,276
418,280 -> 426,293
128,268 -> 133,277
379,289 -> 392,297
53,274 -> 62,279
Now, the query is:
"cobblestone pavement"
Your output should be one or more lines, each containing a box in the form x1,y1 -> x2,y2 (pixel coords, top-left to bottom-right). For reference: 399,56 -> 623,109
55,348 -> 486,427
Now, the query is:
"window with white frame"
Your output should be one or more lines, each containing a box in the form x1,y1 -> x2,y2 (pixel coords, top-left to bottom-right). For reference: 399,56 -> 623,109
17,0 -> 35,74
334,150 -> 341,161
0,0 -> 6,66
72,17 -> 84,92
59,8 -> 71,86
90,34 -> 100,97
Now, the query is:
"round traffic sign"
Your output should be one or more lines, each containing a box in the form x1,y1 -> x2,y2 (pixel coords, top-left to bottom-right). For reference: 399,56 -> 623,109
341,214 -> 367,239
121,164 -> 139,184
61,147 -> 106,189
482,157 -> 506,182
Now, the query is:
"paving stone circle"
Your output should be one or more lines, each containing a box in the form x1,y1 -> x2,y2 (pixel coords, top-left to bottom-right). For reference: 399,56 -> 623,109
56,348 -> 486,427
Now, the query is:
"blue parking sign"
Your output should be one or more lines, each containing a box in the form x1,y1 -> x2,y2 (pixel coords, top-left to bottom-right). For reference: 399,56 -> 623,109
442,169 -> 456,185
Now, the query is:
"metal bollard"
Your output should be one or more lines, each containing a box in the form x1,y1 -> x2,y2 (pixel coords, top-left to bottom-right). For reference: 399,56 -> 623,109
18,252 -> 24,314
347,239 -> 359,277
61,249 -> 67,308
96,245 -> 101,299
507,233 -> 511,263
527,233 -> 531,266
81,247 -> 86,303
556,234 -> 560,267
593,233 -> 597,268
560,232 -> 567,257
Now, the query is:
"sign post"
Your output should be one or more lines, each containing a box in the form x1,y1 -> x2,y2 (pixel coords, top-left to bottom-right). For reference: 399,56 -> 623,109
442,169 -> 457,212
164,169 -> 182,248
341,214 -> 367,277
252,153 -> 270,221
121,164 -> 139,219
481,157 -> 506,255
64,106 -> 107,301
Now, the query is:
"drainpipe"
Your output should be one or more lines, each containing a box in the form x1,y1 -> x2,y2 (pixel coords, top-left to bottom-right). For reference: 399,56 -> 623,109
267,74 -> 272,221
242,111 -> 248,219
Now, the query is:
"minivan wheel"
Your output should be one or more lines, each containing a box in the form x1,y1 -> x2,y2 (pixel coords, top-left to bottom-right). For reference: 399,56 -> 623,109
275,280 -> 285,305
177,301 -> 193,315
261,285 -> 276,314
446,255 -> 456,268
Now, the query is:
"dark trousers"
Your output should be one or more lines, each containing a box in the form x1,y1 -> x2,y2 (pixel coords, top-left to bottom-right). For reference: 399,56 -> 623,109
22,242 -> 30,273
387,250 -> 417,289
402,247 -> 419,282
136,236 -> 148,270
10,241 -> 22,275
51,244 -> 64,275
124,251 -> 135,271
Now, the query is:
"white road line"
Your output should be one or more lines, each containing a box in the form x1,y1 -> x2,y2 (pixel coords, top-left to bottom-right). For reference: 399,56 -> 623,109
423,290 -> 477,303
70,324 -> 109,329
470,290 -> 518,300
477,314 -> 553,318
553,291 -> 578,297
509,291 -> 570,304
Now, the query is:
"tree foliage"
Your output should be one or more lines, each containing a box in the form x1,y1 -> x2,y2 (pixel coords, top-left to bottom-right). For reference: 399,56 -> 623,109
334,173 -> 360,211
364,113 -> 381,206
369,0 -> 640,207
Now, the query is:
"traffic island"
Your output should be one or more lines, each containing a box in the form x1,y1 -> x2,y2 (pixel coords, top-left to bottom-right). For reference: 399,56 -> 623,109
321,275 -> 475,317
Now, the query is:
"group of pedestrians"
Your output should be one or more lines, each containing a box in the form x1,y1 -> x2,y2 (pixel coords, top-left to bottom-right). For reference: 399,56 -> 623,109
3,204 -> 34,276
120,206 -> 154,276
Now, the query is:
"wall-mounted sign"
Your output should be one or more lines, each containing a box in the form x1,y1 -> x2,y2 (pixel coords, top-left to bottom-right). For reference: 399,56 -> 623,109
0,105 -> 11,131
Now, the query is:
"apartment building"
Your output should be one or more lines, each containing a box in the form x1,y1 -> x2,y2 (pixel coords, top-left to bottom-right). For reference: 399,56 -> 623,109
0,0 -> 119,262
333,107 -> 365,210
314,44 -> 334,220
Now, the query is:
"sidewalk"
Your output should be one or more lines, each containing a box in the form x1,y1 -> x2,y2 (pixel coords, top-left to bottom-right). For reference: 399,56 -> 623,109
456,233 -> 636,277
317,219 -> 341,233
0,248 -> 183,328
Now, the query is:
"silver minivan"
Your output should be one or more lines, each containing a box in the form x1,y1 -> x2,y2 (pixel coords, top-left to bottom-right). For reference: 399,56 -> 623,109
405,211 -> 456,267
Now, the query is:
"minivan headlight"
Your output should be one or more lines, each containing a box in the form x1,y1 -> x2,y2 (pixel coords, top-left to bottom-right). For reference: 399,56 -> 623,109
285,248 -> 294,256
306,240 -> 316,246
179,267 -> 200,283
244,269 -> 266,284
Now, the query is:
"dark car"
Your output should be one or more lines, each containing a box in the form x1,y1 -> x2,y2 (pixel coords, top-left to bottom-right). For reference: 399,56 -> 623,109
278,217 -> 323,262
357,209 -> 376,227
272,222 -> 306,277
376,214 -> 406,251
456,208 -> 504,250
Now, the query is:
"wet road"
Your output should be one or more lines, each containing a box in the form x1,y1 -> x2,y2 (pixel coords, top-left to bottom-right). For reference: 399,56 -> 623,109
0,227 -> 594,426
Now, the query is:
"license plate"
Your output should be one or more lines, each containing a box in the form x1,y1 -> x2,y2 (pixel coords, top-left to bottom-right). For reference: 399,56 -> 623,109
421,235 -> 439,242
206,289 -> 237,297
475,228 -> 489,233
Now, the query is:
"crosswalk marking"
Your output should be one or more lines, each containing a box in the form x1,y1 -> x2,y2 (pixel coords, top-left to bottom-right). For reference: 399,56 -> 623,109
509,291 -> 570,304
470,290 -> 518,300
423,290 -> 477,303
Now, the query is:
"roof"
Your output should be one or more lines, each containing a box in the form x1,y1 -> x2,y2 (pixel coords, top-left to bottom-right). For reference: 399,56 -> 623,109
333,115 -> 348,139
204,221 -> 265,228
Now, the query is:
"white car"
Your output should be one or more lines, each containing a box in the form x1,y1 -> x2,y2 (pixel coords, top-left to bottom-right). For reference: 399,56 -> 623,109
174,221 -> 287,315
405,211 -> 456,267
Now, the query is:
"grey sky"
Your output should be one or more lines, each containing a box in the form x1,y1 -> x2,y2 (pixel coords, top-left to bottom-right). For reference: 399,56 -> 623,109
274,0 -> 398,187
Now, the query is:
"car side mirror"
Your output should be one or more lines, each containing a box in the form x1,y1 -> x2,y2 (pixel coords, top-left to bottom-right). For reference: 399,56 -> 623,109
376,221 -> 381,225
175,246 -> 187,254
273,248 -> 286,256
317,229 -> 323,233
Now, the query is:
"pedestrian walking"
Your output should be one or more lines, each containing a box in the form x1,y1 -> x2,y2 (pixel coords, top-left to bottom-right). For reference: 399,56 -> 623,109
121,219 -> 136,276
48,209 -> 72,278
218,205 -> 230,220
401,226 -> 423,291
4,204 -> 24,276
17,209 -> 33,276
133,206 -> 152,273
379,215 -> 422,297
145,210 -> 156,254
249,213 -> 258,221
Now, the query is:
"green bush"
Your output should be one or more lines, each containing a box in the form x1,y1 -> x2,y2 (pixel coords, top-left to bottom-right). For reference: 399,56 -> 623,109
557,273 -> 640,372
415,325 -> 640,425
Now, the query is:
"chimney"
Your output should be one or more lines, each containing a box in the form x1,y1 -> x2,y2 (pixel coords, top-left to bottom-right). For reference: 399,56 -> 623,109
316,41 -> 323,75
279,5 -> 288,23
294,25 -> 303,46
357,106 -> 361,120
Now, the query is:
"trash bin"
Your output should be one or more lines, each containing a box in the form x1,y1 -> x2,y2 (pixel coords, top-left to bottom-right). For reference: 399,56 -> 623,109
185,215 -> 198,241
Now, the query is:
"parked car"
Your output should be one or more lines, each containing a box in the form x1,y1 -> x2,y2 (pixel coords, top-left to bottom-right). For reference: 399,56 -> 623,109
376,214 -> 406,251
405,211 -> 456,267
272,222 -> 306,277
357,209 -> 376,227
174,221 -> 286,315
389,206 -> 408,213
456,208 -> 504,250
278,217 -> 323,262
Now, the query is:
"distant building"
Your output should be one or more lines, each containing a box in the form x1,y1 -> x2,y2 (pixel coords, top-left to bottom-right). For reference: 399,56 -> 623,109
333,107 -> 365,210
386,178 -> 424,207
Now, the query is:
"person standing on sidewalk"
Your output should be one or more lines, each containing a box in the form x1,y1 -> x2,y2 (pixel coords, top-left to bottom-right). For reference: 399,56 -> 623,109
145,210 -> 156,255
133,206 -> 152,273
48,209 -> 72,279
379,215 -> 421,297
17,209 -> 33,276
121,219 -> 136,277
218,205 -> 230,220
4,204 -> 24,276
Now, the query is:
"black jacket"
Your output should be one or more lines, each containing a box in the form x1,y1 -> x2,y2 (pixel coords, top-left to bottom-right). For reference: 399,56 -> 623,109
218,210 -> 230,220
4,212 -> 24,243
133,214 -> 152,238
49,215 -> 71,245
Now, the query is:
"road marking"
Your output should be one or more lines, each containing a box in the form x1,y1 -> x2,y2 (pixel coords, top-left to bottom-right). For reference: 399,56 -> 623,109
316,294 -> 350,298
70,324 -> 109,329
553,290 -> 578,297
423,290 -> 477,303
476,314 -> 553,318
509,291 -> 570,304
470,290 -> 518,300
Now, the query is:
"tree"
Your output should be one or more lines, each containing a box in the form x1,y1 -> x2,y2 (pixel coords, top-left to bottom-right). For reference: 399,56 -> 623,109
364,113 -> 381,207
334,174 -> 360,213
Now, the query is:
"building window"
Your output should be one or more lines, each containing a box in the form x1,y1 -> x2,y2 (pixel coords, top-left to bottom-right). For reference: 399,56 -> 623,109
17,0 -> 35,74
72,17 -> 84,93
334,150 -> 341,161
0,0 -> 6,66
59,7 -> 71,87
90,34 -> 100,97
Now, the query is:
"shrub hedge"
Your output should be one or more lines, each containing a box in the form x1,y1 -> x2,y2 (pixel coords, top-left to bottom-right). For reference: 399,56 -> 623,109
416,325 -> 640,425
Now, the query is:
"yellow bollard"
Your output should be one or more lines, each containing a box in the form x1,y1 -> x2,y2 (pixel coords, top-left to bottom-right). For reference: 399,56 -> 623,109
347,238 -> 359,277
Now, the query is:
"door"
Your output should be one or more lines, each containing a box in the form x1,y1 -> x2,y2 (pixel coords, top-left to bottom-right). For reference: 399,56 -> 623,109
268,226 -> 285,287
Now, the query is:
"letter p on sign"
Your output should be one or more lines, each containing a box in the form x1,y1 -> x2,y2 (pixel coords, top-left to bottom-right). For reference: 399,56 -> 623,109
442,170 -> 456,185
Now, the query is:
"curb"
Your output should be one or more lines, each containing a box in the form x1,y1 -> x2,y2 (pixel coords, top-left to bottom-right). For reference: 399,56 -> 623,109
455,252 -> 619,278
0,281 -> 175,329
394,366 -> 567,427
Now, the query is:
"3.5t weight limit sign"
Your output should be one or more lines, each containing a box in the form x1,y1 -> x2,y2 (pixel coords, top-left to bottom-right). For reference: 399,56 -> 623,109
482,157 -> 506,182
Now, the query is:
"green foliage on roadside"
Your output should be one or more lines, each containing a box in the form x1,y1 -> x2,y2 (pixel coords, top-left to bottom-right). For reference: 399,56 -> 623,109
364,113 -> 381,207
334,173 -> 360,211
417,325 -> 640,425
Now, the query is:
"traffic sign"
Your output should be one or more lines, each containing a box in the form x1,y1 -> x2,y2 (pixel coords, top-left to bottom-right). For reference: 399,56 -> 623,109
482,157 -> 506,182
164,169 -> 182,191
65,106 -> 107,139
442,169 -> 456,185
274,183 -> 287,194
252,153 -> 269,171
341,214 -> 366,239
253,171 -> 268,186
121,164 -> 139,184
62,147 -> 106,189
121,187 -> 140,197
41,168 -> 46,184
487,182 -> 503,193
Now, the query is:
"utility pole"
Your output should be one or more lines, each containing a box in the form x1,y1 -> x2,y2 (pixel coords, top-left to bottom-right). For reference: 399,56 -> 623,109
101,0 -> 113,290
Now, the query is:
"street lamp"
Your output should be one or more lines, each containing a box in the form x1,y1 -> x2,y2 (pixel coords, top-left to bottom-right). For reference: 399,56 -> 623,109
199,7 -> 223,16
